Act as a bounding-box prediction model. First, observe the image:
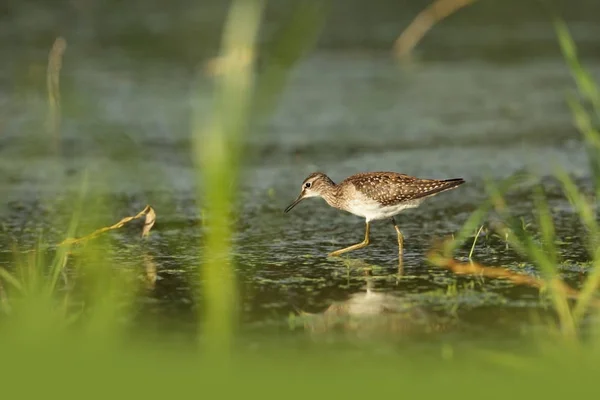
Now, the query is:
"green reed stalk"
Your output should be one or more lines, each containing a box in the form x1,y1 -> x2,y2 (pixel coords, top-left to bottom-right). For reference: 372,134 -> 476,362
554,19 -> 600,330
192,0 -> 265,357
556,169 -> 600,327
555,19 -> 600,198
484,180 -> 576,338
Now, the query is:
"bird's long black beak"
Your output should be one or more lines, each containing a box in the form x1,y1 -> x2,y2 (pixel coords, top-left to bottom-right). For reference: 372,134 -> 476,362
284,193 -> 305,213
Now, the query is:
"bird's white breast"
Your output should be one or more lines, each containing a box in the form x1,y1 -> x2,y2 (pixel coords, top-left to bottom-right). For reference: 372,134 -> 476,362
345,196 -> 423,221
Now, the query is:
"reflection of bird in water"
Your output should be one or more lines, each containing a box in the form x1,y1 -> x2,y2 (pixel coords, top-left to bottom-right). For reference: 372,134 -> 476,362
297,272 -> 454,338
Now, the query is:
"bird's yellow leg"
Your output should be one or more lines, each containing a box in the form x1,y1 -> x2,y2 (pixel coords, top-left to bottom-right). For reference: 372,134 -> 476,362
391,217 -> 404,259
329,221 -> 370,257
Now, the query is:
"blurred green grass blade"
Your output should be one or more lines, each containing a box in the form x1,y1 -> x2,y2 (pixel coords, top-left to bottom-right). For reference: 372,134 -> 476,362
555,19 -> 600,114
485,180 -> 553,274
565,95 -> 600,193
556,168 -> 597,230
81,261 -> 139,345
557,19 -> 600,198
554,20 -> 600,333
480,176 -> 534,257
566,95 -> 600,149
556,167 -> 600,326
0,267 -> 24,293
48,171 -> 89,294
556,168 -> 598,250
533,185 -> 558,266
572,246 -> 600,326
443,206 -> 488,255
194,0 -> 265,357
486,180 -> 574,334
444,170 -> 532,255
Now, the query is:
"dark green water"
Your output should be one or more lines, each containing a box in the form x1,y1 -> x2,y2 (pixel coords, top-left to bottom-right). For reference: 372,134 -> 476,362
0,0 -> 599,345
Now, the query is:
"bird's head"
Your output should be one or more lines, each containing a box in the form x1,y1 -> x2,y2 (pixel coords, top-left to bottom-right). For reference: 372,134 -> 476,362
284,172 -> 335,213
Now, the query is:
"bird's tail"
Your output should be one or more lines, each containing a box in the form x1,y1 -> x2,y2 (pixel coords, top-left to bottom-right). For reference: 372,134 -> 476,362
442,178 -> 465,189
417,178 -> 465,199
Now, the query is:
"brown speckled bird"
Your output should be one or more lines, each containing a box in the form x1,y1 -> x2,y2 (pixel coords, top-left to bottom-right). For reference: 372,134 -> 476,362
284,171 -> 465,258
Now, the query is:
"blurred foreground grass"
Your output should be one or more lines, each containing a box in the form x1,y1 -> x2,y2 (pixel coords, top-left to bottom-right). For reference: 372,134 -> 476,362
1,0 -> 600,395
1,339 -> 600,398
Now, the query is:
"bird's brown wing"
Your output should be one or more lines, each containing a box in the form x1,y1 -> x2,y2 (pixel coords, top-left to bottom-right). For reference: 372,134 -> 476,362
345,172 -> 463,207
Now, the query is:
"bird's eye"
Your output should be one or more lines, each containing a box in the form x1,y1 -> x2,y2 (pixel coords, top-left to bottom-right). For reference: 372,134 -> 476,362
304,182 -> 311,189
